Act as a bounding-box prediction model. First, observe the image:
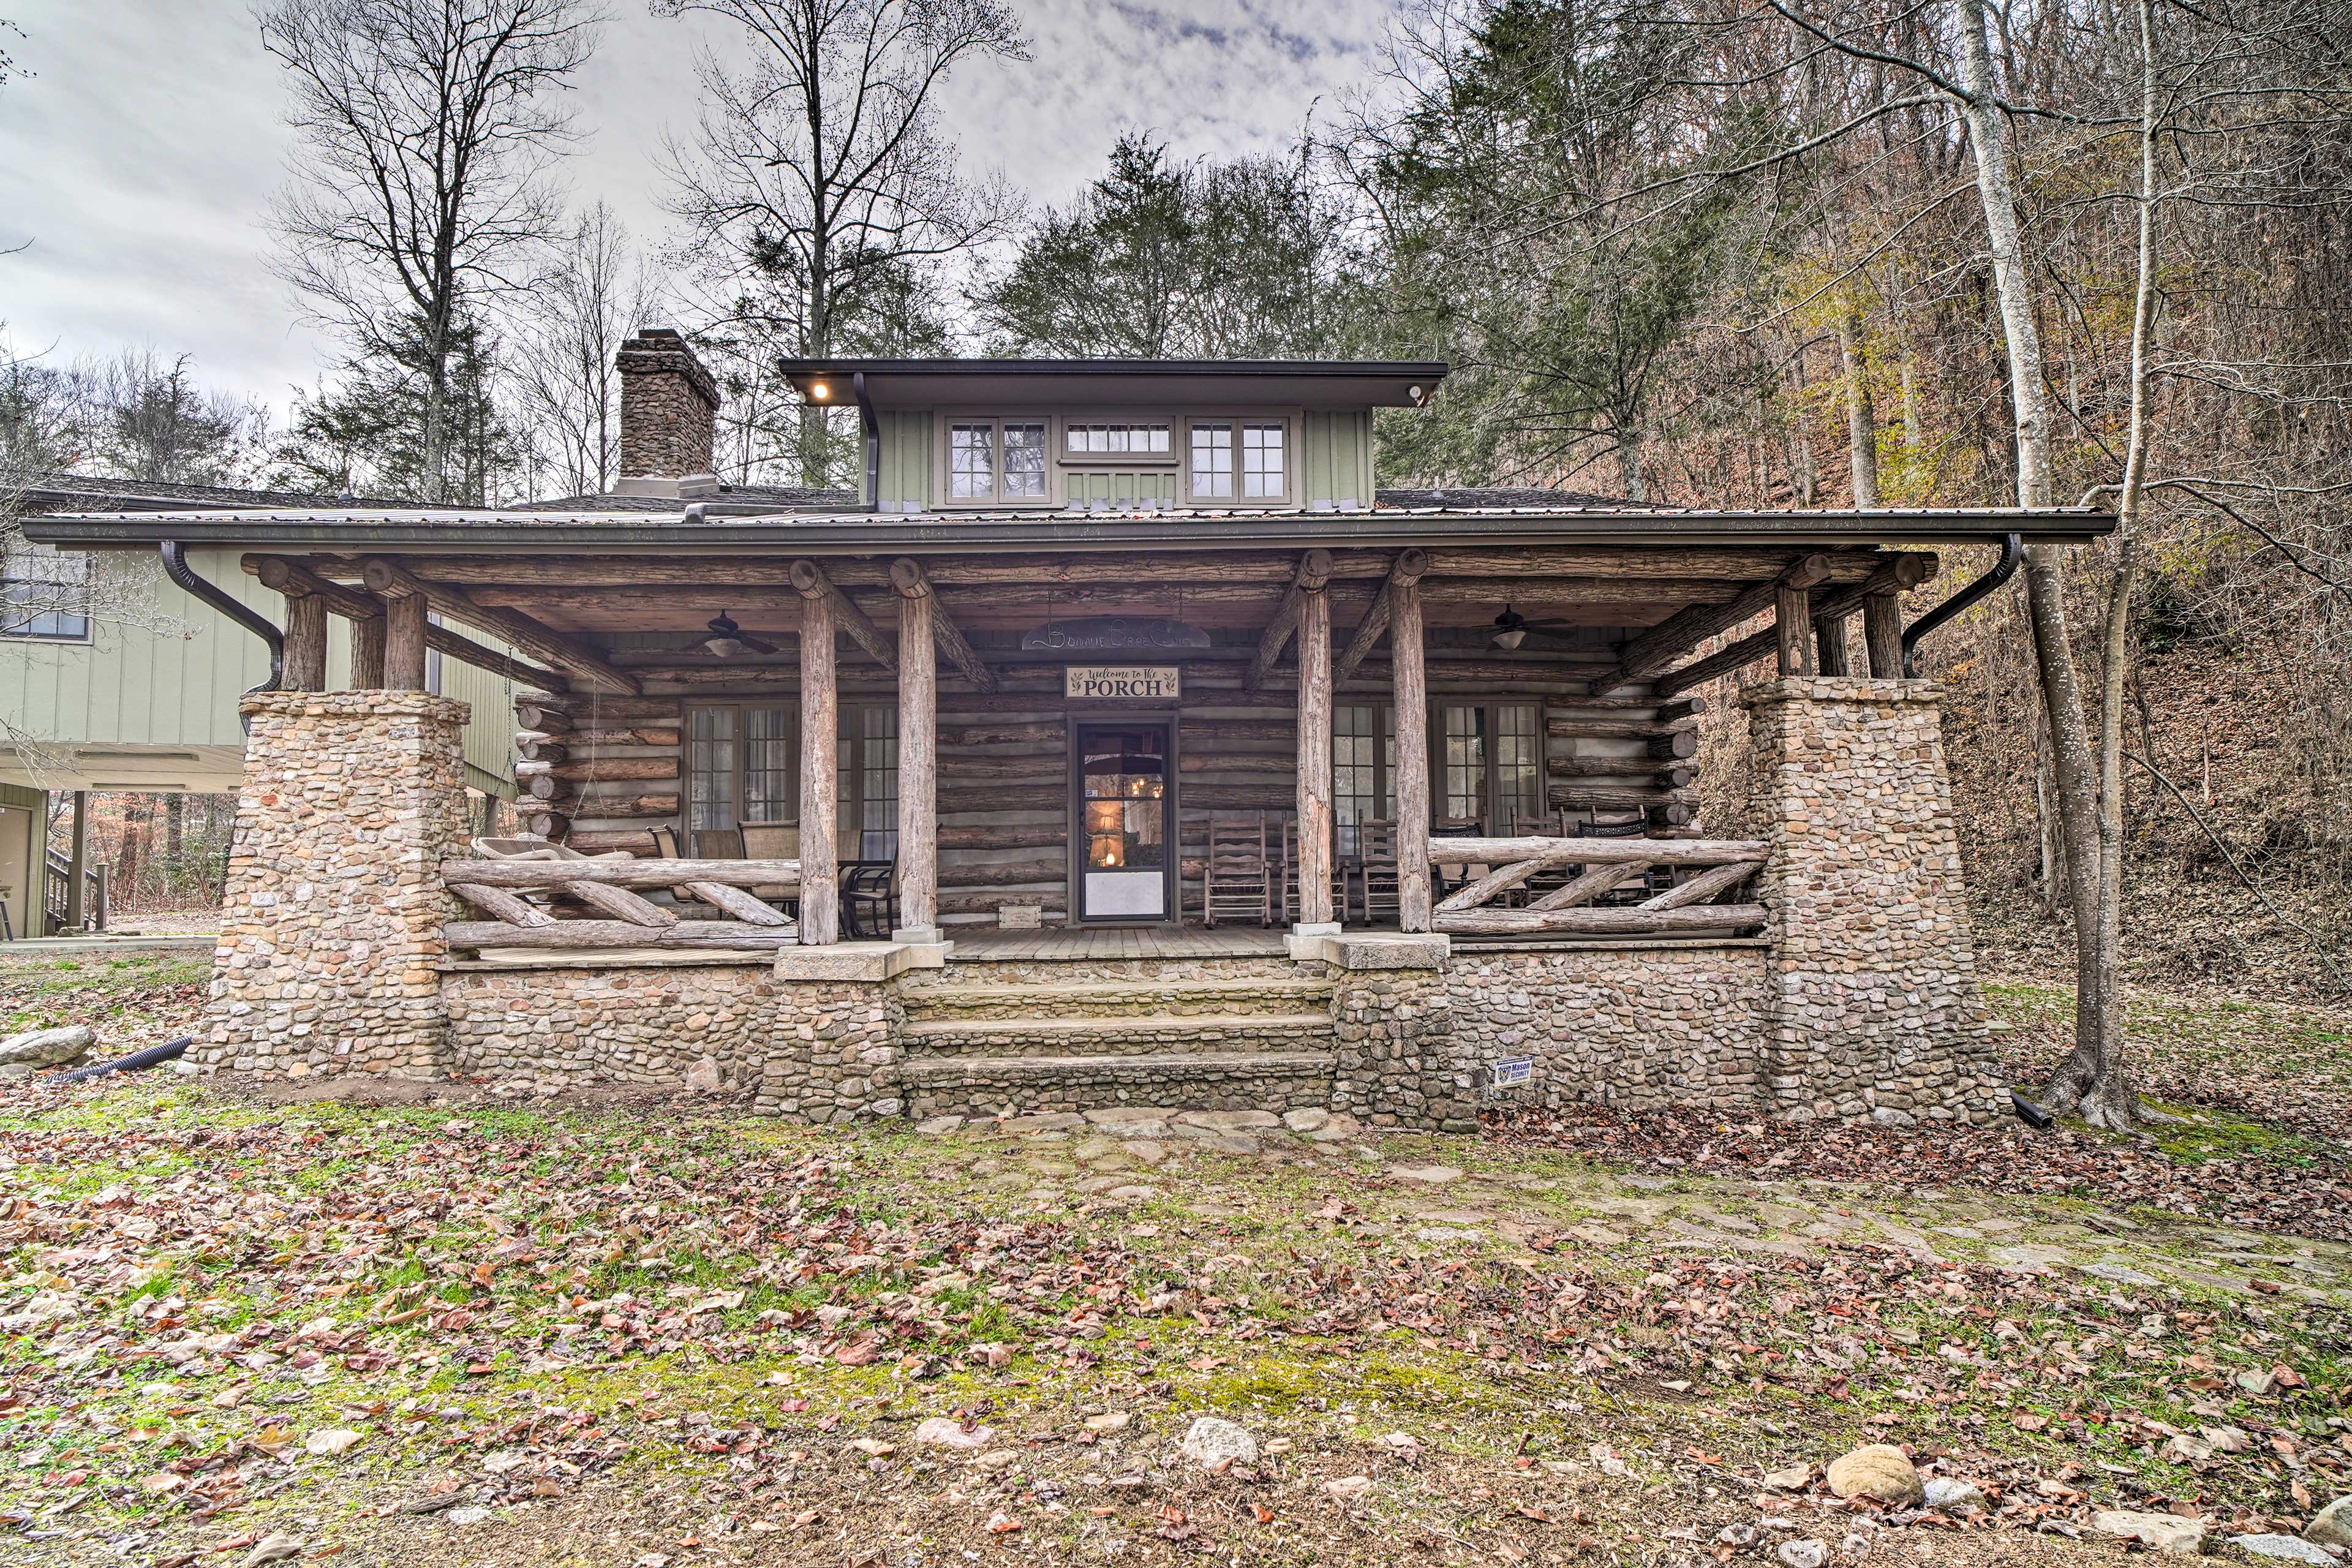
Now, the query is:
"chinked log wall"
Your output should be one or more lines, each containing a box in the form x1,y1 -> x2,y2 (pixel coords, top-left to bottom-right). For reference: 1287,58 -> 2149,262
516,663 -> 1705,930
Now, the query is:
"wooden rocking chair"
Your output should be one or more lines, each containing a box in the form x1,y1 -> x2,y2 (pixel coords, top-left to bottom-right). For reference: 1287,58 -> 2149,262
1203,812 -> 1273,927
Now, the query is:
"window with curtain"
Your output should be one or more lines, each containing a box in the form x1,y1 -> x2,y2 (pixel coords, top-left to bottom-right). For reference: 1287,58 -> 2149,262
1439,702 -> 1545,829
1333,704 -> 1395,857
835,705 -> 900,859
685,704 -> 796,833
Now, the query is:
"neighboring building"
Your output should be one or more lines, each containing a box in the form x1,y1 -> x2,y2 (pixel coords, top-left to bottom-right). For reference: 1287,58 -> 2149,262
30,336 -> 2111,1128
1,475 -> 534,937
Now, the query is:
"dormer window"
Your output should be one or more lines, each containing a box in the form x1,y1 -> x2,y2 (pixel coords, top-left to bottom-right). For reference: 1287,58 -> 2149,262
1067,421 -> 1172,456
949,420 -> 1048,501
1189,419 -> 1286,501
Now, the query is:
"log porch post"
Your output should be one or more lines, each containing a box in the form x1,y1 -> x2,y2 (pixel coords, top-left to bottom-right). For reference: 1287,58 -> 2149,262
891,565 -> 939,943
350,615 -> 386,689
796,576 -> 840,944
1863,591 -> 1904,678
384,591 -> 429,691
282,592 -> 329,692
1295,567 -> 1336,931
1392,571 -> 1431,933
1774,581 -> 1817,677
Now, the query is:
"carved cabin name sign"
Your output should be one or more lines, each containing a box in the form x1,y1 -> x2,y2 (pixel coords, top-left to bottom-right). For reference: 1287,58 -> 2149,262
1065,666 -> 1182,701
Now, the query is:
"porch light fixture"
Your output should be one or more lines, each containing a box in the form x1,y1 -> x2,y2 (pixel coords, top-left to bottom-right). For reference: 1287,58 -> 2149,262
1491,605 -> 1529,650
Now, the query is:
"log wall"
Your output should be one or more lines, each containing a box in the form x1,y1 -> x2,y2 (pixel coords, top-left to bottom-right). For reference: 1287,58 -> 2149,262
514,654 -> 1706,929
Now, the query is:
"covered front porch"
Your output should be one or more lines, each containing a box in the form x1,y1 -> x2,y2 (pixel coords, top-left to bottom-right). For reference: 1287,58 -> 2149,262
257,528 -> 1948,961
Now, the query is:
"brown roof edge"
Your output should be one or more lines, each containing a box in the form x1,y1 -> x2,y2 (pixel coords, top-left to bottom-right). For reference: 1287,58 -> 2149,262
26,505 -> 2113,556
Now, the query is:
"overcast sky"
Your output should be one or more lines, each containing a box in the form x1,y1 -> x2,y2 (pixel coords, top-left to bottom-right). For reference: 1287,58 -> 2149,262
0,0 -> 1397,420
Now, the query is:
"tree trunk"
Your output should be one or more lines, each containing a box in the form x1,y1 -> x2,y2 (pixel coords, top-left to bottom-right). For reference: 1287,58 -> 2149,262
1954,0 -> 2120,1122
1839,308 -> 1879,508
2057,0 -> 2163,1131
1616,428 -> 1645,502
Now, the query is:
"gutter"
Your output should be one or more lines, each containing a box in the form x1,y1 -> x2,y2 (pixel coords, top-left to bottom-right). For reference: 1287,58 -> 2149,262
1901,532 -> 2023,676
159,540 -> 283,733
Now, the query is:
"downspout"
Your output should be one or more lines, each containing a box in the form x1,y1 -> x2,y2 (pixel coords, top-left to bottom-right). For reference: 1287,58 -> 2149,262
852,370 -> 880,511
1901,532 -> 2022,676
160,540 -> 284,734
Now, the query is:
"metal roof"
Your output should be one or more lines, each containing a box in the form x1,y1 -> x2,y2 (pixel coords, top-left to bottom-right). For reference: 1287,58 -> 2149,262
775,358 -> 1449,412
26,502 -> 2113,555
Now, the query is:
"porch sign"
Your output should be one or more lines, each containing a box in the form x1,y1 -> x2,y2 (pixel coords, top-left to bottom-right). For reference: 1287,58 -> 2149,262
1065,665 -> 1180,701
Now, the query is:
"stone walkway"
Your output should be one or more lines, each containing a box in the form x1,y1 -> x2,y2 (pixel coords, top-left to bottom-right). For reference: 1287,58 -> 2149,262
914,1104 -> 2352,1306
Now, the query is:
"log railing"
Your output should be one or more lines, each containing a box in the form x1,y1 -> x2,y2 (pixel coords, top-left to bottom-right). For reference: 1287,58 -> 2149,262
1425,837 -> 1767,937
441,858 -> 801,952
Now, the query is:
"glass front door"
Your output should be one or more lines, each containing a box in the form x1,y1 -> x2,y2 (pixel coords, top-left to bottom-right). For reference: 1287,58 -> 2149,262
1074,722 -> 1171,922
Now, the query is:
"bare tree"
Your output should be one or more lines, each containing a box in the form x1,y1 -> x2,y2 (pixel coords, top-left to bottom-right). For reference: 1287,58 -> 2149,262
508,202 -> 652,497
655,0 -> 1028,385
257,0 -> 600,503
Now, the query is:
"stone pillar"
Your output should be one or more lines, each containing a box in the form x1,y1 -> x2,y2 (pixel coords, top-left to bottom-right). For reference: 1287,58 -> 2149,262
196,691 -> 472,1078
1743,677 -> 2002,1123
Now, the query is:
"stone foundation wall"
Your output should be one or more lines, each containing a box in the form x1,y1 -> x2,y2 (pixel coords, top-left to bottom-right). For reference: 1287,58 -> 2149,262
1441,943 -> 1771,1112
444,964 -> 900,1124
197,692 -> 472,1077
1744,678 -> 2004,1123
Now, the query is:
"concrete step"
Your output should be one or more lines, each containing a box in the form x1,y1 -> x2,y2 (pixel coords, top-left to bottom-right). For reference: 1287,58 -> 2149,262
900,1011 -> 1335,1058
896,1049 -> 1335,1118
900,978 -> 1333,1021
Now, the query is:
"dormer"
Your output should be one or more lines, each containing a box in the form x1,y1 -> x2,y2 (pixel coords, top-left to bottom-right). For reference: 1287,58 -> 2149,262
777,359 -> 1445,514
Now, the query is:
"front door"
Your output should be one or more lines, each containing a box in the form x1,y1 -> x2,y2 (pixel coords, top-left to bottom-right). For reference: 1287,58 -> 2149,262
1072,721 -> 1173,922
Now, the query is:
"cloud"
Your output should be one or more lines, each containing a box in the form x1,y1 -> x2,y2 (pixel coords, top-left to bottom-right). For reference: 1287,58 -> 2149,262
0,0 -> 1402,419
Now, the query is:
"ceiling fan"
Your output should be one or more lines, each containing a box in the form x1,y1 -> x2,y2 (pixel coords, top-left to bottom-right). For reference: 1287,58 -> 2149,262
1488,603 -> 1582,650
701,609 -> 779,658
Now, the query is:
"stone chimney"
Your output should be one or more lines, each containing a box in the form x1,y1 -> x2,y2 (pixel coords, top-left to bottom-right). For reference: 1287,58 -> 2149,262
614,328 -> 720,497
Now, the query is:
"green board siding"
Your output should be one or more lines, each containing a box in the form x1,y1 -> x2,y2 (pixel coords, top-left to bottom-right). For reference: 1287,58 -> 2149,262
0,548 -> 513,795
876,410 -> 932,510
1065,469 -> 1177,505
1302,410 -> 1373,507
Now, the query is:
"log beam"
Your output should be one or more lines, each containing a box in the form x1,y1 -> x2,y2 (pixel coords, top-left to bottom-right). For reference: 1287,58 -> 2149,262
1433,903 -> 1765,937
1335,549 -> 1429,685
891,557 -> 997,693
1245,549 -> 1333,696
442,858 -> 800,888
445,919 -> 797,952
791,559 -> 895,671
1591,554 -> 1831,695
356,556 -> 633,693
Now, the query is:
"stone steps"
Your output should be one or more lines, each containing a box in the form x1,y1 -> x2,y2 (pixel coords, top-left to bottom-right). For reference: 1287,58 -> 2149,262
900,978 -> 1335,1021
896,1049 -> 1336,1118
899,1011 -> 1335,1058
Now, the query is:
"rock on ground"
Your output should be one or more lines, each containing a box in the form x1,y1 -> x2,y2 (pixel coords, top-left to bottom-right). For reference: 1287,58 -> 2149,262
2307,1496 -> 2352,1548
2233,1534 -> 2338,1564
1775,1541 -> 1826,1568
0,1025 -> 94,1068
2092,1510 -> 2206,1553
913,1417 -> 994,1450
1825,1444 -> 1922,1506
1178,1415 -> 1258,1468
682,1055 -> 723,1093
1921,1476 -> 1985,1513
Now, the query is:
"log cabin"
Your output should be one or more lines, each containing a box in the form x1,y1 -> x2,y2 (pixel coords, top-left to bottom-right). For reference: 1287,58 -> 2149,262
28,333 -> 2112,1129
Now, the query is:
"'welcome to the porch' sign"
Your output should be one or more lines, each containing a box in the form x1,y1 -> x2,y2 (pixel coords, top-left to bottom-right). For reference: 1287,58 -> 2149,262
1065,665 -> 1181,700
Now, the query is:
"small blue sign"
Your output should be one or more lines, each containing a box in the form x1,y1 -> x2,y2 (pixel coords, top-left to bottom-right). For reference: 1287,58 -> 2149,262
1489,1058 -> 1534,1087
